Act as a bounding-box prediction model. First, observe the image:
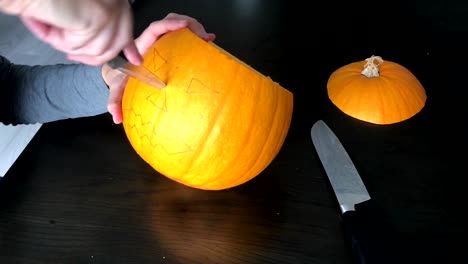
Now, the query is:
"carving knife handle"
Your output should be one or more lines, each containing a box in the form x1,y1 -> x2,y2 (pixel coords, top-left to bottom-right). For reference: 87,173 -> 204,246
107,54 -> 128,69
108,53 -> 166,89
341,203 -> 398,264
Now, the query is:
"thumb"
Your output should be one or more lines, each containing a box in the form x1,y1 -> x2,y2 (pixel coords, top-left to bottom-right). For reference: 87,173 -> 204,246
107,73 -> 128,124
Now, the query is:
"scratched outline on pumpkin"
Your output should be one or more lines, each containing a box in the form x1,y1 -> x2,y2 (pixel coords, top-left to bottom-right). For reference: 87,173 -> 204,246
123,47 -> 222,155
143,76 -> 221,114
137,48 -> 168,112
150,48 -> 167,72
136,76 -> 216,155
145,89 -> 167,112
185,78 -> 220,94
124,108 -> 195,155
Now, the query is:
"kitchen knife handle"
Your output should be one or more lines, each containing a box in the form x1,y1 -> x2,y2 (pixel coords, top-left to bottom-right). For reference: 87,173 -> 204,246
108,52 -> 129,69
341,204 -> 398,264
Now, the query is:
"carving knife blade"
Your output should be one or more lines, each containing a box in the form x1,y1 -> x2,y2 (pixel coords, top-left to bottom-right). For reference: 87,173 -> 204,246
311,120 -> 396,264
311,120 -> 371,213
108,54 -> 166,89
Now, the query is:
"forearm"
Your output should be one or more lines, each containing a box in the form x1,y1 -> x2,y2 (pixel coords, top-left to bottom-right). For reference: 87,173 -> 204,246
0,56 -> 109,125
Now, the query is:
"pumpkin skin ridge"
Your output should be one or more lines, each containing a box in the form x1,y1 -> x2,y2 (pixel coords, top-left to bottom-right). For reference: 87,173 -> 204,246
382,68 -> 426,107
122,99 -> 198,160
159,48 -> 255,189
359,76 -> 388,123
193,77 -> 293,190
384,75 -> 424,122
329,72 -> 367,112
373,78 -> 389,124
122,34 -> 201,181
122,108 -> 166,156
247,82 -> 293,186
328,64 -> 372,122
122,64 -> 190,162
244,82 -> 293,187
380,62 -> 426,96
225,81 -> 293,189
227,79 -> 278,188
168,84 -> 229,186
179,65 -> 243,188
229,82 -> 293,188
161,91 -> 229,187
161,34 -> 232,185
371,62 -> 422,123
379,64 -> 426,123
146,87 -> 169,154
327,62 -> 364,99
176,44 -> 293,190
179,44 -> 252,188
199,72 -> 261,189
341,77 -> 396,124
204,76 -> 279,189
328,75 -> 358,100
379,75 -> 408,123
198,69 -> 291,189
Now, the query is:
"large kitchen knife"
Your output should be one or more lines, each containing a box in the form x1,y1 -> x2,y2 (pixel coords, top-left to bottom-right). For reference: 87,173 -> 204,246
108,54 -> 166,89
311,120 -> 396,264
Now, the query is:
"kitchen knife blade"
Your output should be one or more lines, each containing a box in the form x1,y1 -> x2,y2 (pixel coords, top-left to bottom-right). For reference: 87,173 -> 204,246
311,120 -> 370,213
108,54 -> 166,89
311,120 -> 396,264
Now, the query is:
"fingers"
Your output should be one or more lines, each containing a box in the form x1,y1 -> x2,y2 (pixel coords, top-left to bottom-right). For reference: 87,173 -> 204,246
19,0 -> 138,66
202,33 -> 216,42
66,6 -> 139,65
122,42 -> 143,65
106,73 -> 128,124
22,9 -> 215,66
101,63 -> 127,124
20,17 -> 52,40
108,101 -> 124,124
101,12 -> 216,124
134,13 -> 216,55
134,19 -> 188,54
164,13 -> 216,41
66,29 -> 138,66
64,23 -> 137,65
10,0 -> 141,65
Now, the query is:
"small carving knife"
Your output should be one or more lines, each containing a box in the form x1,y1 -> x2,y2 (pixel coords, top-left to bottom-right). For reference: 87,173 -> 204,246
108,54 -> 166,89
311,120 -> 397,264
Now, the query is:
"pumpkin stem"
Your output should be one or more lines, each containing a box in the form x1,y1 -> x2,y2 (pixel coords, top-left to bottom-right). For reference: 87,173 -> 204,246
361,55 -> 384,78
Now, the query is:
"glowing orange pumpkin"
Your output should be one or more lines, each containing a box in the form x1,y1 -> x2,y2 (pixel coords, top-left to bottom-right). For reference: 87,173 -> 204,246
121,28 -> 293,190
327,55 -> 427,125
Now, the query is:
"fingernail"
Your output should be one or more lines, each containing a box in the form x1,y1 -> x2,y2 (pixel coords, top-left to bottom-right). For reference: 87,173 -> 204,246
112,73 -> 127,85
134,54 -> 143,65
176,20 -> 188,25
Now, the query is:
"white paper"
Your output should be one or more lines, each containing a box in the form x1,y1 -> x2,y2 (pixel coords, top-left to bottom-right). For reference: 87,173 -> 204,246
0,124 -> 42,176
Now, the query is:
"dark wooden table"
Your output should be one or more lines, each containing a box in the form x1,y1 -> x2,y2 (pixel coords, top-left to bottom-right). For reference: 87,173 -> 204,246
1,1 -> 467,263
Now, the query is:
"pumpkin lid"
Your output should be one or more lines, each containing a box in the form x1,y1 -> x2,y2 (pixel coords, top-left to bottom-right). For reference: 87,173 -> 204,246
327,55 -> 427,125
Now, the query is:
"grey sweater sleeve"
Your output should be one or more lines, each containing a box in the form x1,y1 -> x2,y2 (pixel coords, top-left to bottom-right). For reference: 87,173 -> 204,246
0,55 -> 110,125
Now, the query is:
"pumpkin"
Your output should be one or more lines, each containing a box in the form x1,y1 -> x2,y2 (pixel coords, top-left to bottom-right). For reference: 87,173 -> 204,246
121,28 -> 293,190
327,55 -> 427,125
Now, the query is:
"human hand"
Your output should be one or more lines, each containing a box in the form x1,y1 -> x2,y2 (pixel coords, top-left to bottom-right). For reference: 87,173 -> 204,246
0,0 -> 142,66
102,13 -> 216,124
